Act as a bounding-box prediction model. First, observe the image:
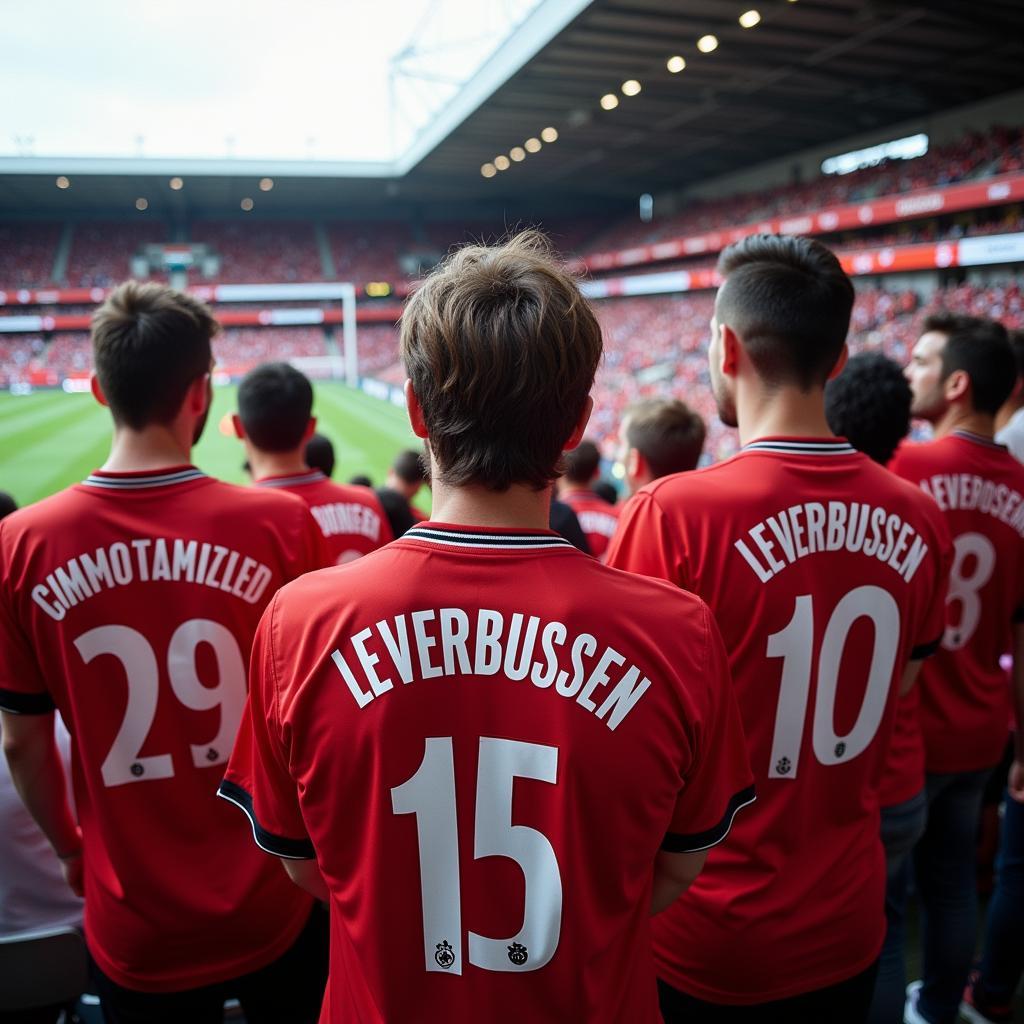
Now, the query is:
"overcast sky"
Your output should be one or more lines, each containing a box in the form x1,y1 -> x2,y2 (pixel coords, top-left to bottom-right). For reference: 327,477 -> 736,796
1,0 -> 539,161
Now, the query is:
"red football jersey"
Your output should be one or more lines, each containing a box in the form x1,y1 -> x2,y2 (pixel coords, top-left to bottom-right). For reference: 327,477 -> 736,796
0,466 -> 323,992
255,470 -> 393,565
606,437 -> 951,1004
889,431 -> 1024,774
220,521 -> 754,1023
561,489 -> 620,560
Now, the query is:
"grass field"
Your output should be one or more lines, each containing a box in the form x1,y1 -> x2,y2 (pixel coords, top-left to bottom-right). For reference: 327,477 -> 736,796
0,382 -> 423,510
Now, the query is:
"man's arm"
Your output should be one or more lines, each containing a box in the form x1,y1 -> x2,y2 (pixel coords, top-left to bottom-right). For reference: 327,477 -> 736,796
651,849 -> 708,915
281,857 -> 329,901
1010,623 -> 1024,802
1,711 -> 83,894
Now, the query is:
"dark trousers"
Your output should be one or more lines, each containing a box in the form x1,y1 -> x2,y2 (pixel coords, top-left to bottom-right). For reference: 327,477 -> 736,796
90,904 -> 328,1024
658,960 -> 880,1024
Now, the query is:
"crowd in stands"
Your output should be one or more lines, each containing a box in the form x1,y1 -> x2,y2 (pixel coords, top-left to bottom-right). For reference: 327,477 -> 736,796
64,222 -> 167,288
193,221 -> 322,284
0,223 -> 61,289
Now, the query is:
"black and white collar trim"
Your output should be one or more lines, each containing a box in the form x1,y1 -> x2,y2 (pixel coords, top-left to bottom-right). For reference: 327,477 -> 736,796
952,430 -> 1004,450
256,470 -> 327,488
743,439 -> 856,456
404,525 -> 574,551
82,467 -> 206,490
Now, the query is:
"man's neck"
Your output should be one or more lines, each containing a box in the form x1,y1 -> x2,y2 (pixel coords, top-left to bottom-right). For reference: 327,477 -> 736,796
247,448 -> 310,482
736,385 -> 836,448
101,426 -> 193,473
929,405 -> 996,441
430,479 -> 552,530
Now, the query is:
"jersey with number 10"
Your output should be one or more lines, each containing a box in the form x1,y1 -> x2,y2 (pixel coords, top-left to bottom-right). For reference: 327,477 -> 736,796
221,522 -> 754,1023
606,438 -> 950,1005
889,431 -> 1024,774
0,467 -> 323,992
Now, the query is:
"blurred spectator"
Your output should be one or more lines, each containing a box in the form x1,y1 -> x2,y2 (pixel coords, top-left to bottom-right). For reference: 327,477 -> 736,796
996,329 -> 1024,462
385,449 -> 428,521
617,398 -> 706,496
304,433 -> 336,478
558,440 -> 620,560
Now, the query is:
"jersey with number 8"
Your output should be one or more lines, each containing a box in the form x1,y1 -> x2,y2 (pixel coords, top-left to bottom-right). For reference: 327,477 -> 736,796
889,431 -> 1024,774
0,467 -> 324,992
606,437 -> 951,1005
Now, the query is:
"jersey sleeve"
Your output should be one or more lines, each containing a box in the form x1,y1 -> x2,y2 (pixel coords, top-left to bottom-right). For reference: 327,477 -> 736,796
605,489 -> 690,589
662,603 -> 755,852
218,595 -> 315,860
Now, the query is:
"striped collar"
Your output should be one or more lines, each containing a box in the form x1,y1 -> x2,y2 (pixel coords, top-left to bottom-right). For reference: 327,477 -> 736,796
255,470 -> 327,488
404,524 -> 574,551
82,466 -> 206,490
742,437 -> 857,456
952,429 -> 1004,450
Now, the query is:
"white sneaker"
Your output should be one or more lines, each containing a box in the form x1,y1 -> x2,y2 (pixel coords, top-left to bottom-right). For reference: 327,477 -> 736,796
904,980 -> 930,1024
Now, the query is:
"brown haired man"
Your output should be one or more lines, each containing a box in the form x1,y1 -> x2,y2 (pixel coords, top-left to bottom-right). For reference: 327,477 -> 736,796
219,232 -> 754,1023
616,398 -> 706,496
557,439 -> 621,559
0,282 -> 328,1023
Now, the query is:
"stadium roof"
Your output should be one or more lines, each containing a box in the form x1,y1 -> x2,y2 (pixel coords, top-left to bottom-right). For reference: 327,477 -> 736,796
2,0 -> 1023,218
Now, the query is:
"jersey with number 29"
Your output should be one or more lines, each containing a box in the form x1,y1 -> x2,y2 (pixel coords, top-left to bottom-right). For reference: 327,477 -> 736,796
0,467 -> 323,992
606,438 -> 950,1005
220,522 -> 754,1024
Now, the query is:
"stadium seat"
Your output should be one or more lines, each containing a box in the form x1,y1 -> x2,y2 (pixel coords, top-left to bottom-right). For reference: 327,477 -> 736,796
0,925 -> 89,1013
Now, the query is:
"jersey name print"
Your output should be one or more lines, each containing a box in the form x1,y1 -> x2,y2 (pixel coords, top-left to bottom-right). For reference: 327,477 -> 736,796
0,467 -> 323,992
606,437 -> 951,1005
256,470 -> 392,564
221,522 -> 754,1024
889,431 -> 1024,774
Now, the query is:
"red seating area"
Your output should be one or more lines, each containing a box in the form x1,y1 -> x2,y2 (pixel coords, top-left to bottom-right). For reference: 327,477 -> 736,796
213,327 -> 328,367
0,335 -> 48,386
329,223 -> 410,283
0,224 -> 60,289
65,223 -> 167,288
357,324 -> 402,375
191,222 -> 322,284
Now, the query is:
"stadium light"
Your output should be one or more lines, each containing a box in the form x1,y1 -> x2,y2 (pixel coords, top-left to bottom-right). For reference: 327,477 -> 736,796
259,177 -> 274,191
135,198 -> 148,211
600,93 -> 620,110
739,10 -> 761,27
481,163 -> 497,178
240,197 -> 254,211
525,137 -> 542,153
697,34 -> 718,53
621,80 -> 641,97
541,126 -> 558,143
56,176 -> 70,189
169,177 -> 184,190
494,155 -> 511,171
510,146 -> 526,162
667,55 -> 686,73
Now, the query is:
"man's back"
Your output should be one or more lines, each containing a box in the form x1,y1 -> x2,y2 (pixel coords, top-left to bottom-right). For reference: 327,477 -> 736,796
561,489 -> 620,559
607,438 -> 949,1003
0,466 -> 321,991
222,522 -> 753,1023
255,470 -> 392,564
890,431 -> 1024,773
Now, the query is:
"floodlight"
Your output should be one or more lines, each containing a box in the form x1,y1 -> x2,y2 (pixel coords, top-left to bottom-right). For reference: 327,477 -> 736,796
697,34 -> 718,52
541,127 -> 558,143
667,56 -> 686,73
600,93 -> 619,110
622,80 -> 641,96
739,10 -> 761,27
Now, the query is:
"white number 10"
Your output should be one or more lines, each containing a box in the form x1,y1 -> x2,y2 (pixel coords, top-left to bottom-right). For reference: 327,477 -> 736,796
391,737 -> 562,975
767,585 -> 899,779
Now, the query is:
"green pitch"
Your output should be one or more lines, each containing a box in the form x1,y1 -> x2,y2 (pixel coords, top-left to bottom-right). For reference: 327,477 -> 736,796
0,382 -> 424,511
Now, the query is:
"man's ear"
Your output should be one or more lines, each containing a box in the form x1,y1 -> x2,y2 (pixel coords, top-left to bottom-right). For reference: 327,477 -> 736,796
630,448 -> 648,485
564,396 -> 595,452
302,417 -> 317,443
720,324 -> 741,378
90,373 -> 108,408
231,413 -> 246,440
404,380 -> 429,439
187,373 -> 211,416
945,369 -> 971,405
827,344 -> 849,382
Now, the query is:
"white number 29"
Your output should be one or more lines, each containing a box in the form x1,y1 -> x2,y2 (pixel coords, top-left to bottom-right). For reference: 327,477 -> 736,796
74,620 -> 246,788
391,737 -> 562,975
767,585 -> 899,779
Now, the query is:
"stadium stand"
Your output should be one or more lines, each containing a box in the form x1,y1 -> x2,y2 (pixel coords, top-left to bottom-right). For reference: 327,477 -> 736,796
0,223 -> 60,288
191,221 -> 322,283
64,222 -> 167,288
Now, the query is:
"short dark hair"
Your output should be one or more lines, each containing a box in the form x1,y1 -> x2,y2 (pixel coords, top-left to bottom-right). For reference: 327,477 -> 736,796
625,398 -> 706,477
825,352 -> 911,465
716,234 -> 854,390
923,312 -> 1014,415
305,432 -> 335,477
237,362 -> 313,452
349,474 -> 373,487
91,281 -> 218,430
0,491 -> 17,521
392,449 -> 427,485
400,231 -> 602,491
563,440 -> 601,484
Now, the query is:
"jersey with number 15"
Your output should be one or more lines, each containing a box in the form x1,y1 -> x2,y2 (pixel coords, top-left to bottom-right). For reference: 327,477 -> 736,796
606,438 -> 951,1006
0,467 -> 325,993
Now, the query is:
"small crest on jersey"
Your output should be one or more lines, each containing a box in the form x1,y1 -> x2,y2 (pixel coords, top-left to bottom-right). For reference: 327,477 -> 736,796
434,940 -> 455,969
205,747 -> 219,762
775,757 -> 792,776
834,741 -> 846,758
130,762 -> 144,777
507,942 -> 528,966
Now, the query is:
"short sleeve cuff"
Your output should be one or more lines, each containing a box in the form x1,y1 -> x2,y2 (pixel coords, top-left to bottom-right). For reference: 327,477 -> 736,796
0,688 -> 56,714
217,779 -> 316,860
910,635 -> 942,660
662,784 -> 756,853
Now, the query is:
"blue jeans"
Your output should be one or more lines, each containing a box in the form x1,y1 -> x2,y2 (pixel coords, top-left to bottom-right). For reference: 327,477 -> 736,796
973,790 -> 1024,1007
868,789 -> 928,1024
913,769 -> 990,1024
